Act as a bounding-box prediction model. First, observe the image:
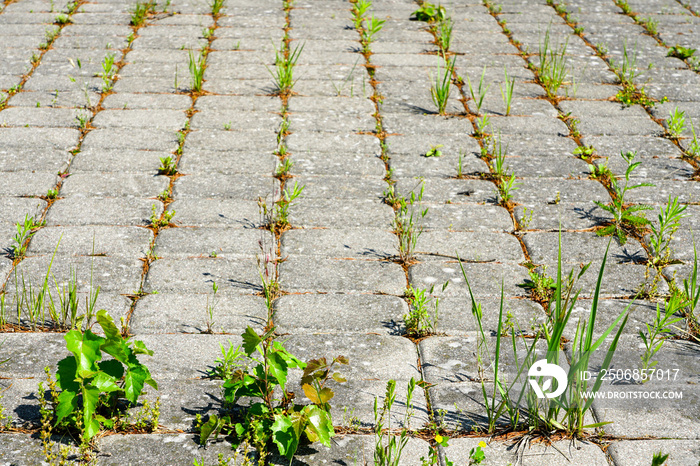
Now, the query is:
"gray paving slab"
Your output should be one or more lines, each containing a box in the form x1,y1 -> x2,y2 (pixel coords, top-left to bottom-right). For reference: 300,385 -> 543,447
153,227 -> 272,257
609,440 -> 700,466
409,261 -> 530,298
281,228 -> 397,259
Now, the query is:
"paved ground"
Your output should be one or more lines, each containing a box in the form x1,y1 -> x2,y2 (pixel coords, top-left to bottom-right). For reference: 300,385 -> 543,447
0,0 -> 699,464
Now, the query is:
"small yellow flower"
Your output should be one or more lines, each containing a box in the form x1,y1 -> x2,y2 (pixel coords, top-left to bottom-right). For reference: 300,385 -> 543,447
478,440 -> 487,448
435,434 -> 443,443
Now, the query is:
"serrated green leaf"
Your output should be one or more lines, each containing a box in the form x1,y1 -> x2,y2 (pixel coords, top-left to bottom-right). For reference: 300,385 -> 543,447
124,364 -> 149,404
55,388 -> 78,424
267,350 -> 288,391
65,329 -> 104,380
98,359 -> 124,380
241,326 -> 261,356
332,372 -> 346,383
56,356 -> 79,392
304,405 -> 334,447
93,369 -> 120,393
199,414 -> 219,445
96,309 -> 120,341
272,414 -> 301,461
131,340 -> 153,356
82,385 -> 101,440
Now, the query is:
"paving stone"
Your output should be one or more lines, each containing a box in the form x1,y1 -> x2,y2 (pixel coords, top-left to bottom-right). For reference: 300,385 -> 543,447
80,128 -> 179,152
444,437 -> 609,465
154,227 -> 272,257
60,173 -> 169,197
184,129 -> 276,152
416,231 -> 525,262
96,433 -> 243,466
523,232 -> 647,265
386,134 -> 480,157
274,293 -> 407,334
290,151 -> 386,177
0,197 -> 46,225
514,179 -> 611,204
409,261 -> 530,298
291,175 -> 385,200
166,199 -> 262,227
46,197 -> 158,226
435,296 -> 547,336
396,178 -> 497,204
8,255 -> 143,294
417,202 -> 513,231
286,131 -> 379,154
131,293 -> 268,334
91,109 -> 188,130
27,225 -> 153,257
173,174 -> 279,200
288,199 -> 394,228
608,440 -> 700,466
0,106 -> 80,127
101,92 -> 191,110
281,228 -> 397,259
0,127 -> 79,150
143,256 -> 262,295
70,149 -> 168,173
190,110 -> 280,131
279,255 -> 406,294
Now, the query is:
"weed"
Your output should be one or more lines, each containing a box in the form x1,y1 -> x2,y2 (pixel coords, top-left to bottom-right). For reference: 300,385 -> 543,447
573,145 -> 595,159
404,283 -> 446,338
158,155 -> 177,175
331,57 -> 360,96
456,150 -> 465,178
199,327 -> 348,462
667,44 -> 696,60
425,144 -> 443,157
188,49 -> 205,93
490,133 -> 508,178
497,173 -> 518,206
680,245 -> 700,338
98,53 -> 116,92
275,181 -> 303,230
648,196 -> 687,266
596,42 -> 609,57
75,112 -> 89,129
639,294 -> 684,374
594,151 -> 654,245
430,57 -> 454,115
200,280 -> 219,334
468,442 -> 486,464
667,107 -> 686,139
47,310 -> 157,441
412,2 -> 446,22
651,451 -> 670,466
361,15 -> 385,53
157,187 -> 171,202
475,114 -> 491,137
461,234 -> 630,435
54,13 -> 71,24
40,27 -> 59,50
588,161 -> 613,181
11,214 -> 41,260
639,16 -> 658,35
373,378 -> 416,465
351,0 -> 371,29
392,183 -> 428,265
269,42 -> 303,96
436,16 -> 453,52
538,28 -> 569,98
519,266 -> 556,306
688,117 -> 700,156
150,204 -> 175,229
275,157 -> 294,178
500,66 -> 515,116
467,66 -> 491,115
615,85 -> 657,107
208,341 -> 246,380
210,0 -> 225,16
223,121 -> 231,130
618,40 -> 641,87
130,0 -> 155,26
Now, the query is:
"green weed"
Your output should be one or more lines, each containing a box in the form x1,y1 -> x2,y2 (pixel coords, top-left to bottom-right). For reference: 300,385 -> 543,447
158,155 -> 177,175
188,49 -> 206,93
500,66 -> 515,116
210,0 -> 225,16
130,0 -> 156,26
11,214 -> 41,260
404,283 -> 446,338
648,195 -> 687,266
199,327 -> 347,462
268,42 -> 303,96
48,310 -> 157,441
430,57 -> 454,115
594,151 -> 654,245
425,144 -> 443,157
412,2 -> 446,22
667,107 -> 686,139
639,294 -> 684,374
373,378 -> 416,465
467,66 -> 491,115
436,16 -> 453,52
391,183 -> 428,265
538,28 -> 569,98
